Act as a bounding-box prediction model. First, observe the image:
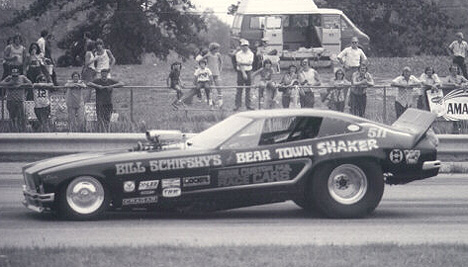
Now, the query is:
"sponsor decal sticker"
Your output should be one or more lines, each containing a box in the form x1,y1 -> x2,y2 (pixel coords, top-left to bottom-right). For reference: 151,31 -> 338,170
404,150 -> 421,164
162,178 -> 181,188
316,139 -> 378,156
389,149 -> 404,164
275,145 -> 313,159
140,190 -> 156,195
122,196 -> 158,206
115,161 -> 146,175
123,181 -> 136,192
162,187 -> 182,198
149,155 -> 222,171
138,180 -> 160,190
183,175 -> 211,187
218,164 -> 292,187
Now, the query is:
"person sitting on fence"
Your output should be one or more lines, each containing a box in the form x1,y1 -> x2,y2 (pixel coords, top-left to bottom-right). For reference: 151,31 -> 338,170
0,67 -> 32,132
279,64 -> 300,108
252,59 -> 277,109
32,74 -> 54,132
350,64 -> 374,117
175,59 -> 213,109
418,67 -> 441,111
167,62 -> 184,109
65,72 -> 87,131
391,66 -> 421,118
298,58 -> 321,108
87,68 -> 124,132
322,68 -> 350,112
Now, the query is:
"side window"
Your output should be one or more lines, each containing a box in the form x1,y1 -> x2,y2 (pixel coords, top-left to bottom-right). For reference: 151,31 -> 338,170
311,14 -> 322,27
283,15 -> 290,28
250,16 -> 266,29
221,120 -> 264,150
317,117 -> 355,137
340,16 -> 350,30
266,16 -> 282,29
259,116 -> 323,145
291,15 -> 309,28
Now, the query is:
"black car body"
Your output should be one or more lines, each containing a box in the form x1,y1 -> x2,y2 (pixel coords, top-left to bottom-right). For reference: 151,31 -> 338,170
22,108 -> 440,220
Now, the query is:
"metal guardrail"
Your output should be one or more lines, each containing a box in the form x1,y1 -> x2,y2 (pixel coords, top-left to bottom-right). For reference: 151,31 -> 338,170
0,133 -> 464,159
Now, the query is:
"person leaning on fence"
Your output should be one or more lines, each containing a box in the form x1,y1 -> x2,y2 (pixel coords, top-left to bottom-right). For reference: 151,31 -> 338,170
25,43 -> 50,101
350,64 -> 374,117
279,64 -> 300,108
32,74 -> 54,132
418,67 -> 441,111
234,39 -> 255,111
65,72 -> 87,131
204,42 -> 224,107
448,32 -> 468,79
252,58 -> 277,109
167,62 -> 184,109
391,66 -> 421,118
87,68 -> 124,131
322,68 -> 350,112
0,68 -> 32,132
298,58 -> 321,108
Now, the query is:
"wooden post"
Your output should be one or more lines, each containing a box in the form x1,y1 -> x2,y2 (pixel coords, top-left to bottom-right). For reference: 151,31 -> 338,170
130,88 -> 134,123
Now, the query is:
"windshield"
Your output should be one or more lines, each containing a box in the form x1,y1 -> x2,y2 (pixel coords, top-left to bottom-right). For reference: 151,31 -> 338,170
186,115 -> 253,149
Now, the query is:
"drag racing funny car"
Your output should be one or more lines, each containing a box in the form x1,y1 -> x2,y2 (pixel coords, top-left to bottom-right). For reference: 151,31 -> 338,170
22,108 -> 441,220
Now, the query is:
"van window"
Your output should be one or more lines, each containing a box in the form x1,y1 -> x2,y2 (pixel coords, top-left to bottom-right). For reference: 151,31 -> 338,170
291,15 -> 309,28
311,14 -> 321,27
266,16 -> 282,29
250,16 -> 266,29
340,16 -> 350,30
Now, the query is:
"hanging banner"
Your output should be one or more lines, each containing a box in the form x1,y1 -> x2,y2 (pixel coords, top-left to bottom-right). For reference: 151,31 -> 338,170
426,88 -> 468,121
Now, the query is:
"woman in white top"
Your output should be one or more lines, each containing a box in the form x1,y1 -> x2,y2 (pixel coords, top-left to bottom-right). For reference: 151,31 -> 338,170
81,41 -> 97,102
94,38 -> 115,76
4,34 -> 26,75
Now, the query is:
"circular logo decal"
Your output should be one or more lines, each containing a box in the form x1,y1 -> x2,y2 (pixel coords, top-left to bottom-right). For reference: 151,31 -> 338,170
389,149 -> 404,164
347,124 -> 360,132
123,181 -> 136,192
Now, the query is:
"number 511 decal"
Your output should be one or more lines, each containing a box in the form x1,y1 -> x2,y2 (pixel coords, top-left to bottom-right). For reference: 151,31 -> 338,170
368,128 -> 387,138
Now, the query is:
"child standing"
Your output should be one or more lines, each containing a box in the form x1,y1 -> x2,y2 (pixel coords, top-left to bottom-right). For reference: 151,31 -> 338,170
205,42 -> 223,107
32,74 -> 54,131
252,59 -> 277,109
167,62 -> 184,109
279,64 -> 300,108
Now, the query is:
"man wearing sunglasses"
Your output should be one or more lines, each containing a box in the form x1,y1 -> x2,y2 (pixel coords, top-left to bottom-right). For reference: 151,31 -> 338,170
337,37 -> 367,83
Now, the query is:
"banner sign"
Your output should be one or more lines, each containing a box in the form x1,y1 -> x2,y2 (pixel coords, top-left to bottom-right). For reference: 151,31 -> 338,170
426,88 -> 468,121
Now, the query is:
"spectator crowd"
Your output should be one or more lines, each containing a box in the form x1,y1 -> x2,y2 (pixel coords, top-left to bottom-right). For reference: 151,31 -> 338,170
2,30 -> 468,133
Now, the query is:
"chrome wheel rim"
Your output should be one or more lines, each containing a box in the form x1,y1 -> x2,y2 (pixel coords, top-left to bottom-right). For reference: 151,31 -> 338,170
327,164 -> 368,205
66,176 -> 105,214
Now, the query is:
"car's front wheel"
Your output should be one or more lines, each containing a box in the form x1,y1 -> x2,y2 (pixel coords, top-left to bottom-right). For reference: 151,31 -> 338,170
307,161 -> 384,218
58,176 -> 109,220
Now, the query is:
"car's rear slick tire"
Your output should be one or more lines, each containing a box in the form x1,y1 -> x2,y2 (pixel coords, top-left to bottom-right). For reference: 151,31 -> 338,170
58,176 -> 109,220
307,161 -> 384,218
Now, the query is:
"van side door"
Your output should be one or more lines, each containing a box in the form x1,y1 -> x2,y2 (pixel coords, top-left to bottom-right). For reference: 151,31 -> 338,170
263,16 -> 283,54
321,14 -> 341,55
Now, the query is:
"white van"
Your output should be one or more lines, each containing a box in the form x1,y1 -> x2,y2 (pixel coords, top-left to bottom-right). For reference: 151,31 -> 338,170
230,0 -> 369,64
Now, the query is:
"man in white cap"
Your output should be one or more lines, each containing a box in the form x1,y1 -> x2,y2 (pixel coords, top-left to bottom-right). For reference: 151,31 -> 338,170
234,39 -> 254,110
449,32 -> 468,78
391,66 -> 421,118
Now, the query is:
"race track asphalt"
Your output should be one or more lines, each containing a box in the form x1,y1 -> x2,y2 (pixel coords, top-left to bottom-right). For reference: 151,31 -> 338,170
0,162 -> 467,247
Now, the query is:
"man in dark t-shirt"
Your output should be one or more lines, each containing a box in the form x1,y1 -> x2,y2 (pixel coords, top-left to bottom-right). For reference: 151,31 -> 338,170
87,68 -> 124,131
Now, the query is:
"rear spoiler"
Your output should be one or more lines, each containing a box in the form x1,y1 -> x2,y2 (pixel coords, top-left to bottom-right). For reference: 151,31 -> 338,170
391,108 -> 437,146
